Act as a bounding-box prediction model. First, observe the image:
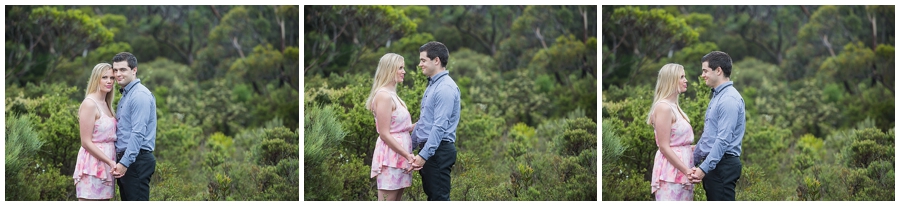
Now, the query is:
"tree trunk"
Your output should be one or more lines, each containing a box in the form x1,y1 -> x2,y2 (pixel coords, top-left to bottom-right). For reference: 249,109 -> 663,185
822,34 -> 836,57
209,5 -> 222,21
535,27 -> 547,49
232,36 -> 245,58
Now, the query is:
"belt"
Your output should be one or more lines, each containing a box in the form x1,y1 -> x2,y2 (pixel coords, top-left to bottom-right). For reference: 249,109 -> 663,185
116,149 -> 152,160
695,153 -> 737,167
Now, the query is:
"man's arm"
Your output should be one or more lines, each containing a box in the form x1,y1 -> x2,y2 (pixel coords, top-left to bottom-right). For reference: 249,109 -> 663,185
417,85 -> 456,161
698,96 -> 743,174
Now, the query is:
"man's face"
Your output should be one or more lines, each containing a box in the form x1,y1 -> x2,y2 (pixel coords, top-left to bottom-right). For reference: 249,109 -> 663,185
700,61 -> 719,87
418,51 -> 440,77
113,61 -> 136,86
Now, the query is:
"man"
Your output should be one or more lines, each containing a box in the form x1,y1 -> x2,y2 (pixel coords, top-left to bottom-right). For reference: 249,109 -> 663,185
410,41 -> 461,201
690,51 -> 746,201
112,52 -> 158,201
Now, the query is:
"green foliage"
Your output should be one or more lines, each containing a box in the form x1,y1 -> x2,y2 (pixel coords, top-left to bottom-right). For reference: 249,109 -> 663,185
560,117 -> 597,156
530,34 -> 589,81
151,161 -> 205,200
5,6 -> 116,85
602,167 -> 651,201
603,6 -> 700,87
303,103 -> 347,201
601,121 -> 627,165
819,42 -> 876,94
847,128 -> 894,168
5,113 -> 45,200
257,127 -> 299,166
837,81 -> 894,131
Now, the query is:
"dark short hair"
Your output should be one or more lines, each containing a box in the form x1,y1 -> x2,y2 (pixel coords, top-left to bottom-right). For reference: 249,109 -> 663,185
701,51 -> 733,77
112,52 -> 138,70
418,41 -> 449,68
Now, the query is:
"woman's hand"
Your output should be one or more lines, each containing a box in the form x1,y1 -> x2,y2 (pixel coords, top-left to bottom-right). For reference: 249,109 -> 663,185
404,154 -> 416,173
108,161 -> 120,176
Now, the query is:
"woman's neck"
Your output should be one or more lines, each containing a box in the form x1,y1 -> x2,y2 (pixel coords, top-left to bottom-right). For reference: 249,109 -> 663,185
90,92 -> 106,102
664,93 -> 678,104
382,84 -> 397,92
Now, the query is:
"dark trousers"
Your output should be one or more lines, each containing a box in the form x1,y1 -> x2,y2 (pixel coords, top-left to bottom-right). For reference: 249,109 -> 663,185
420,141 -> 457,201
116,150 -> 156,201
702,154 -> 742,201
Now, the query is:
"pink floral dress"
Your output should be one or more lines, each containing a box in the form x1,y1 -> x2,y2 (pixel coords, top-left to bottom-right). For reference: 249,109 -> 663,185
369,89 -> 414,190
650,101 -> 694,201
72,97 -> 117,199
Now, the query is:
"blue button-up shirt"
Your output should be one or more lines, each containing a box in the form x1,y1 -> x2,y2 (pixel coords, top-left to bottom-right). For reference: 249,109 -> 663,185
411,71 -> 460,161
693,81 -> 745,174
115,79 -> 157,168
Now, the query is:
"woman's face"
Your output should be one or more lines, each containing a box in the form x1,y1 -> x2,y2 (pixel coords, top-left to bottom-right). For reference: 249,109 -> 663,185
677,69 -> 688,94
395,63 -> 406,83
99,69 -> 115,94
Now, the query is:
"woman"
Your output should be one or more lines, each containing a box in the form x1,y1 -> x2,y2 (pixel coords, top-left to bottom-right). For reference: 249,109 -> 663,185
647,63 -> 695,201
366,53 -> 416,201
73,63 -> 118,201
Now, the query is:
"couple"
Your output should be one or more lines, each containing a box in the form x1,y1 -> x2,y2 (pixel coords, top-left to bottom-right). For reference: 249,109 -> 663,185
365,41 -> 461,201
648,51 -> 746,201
73,52 -> 158,201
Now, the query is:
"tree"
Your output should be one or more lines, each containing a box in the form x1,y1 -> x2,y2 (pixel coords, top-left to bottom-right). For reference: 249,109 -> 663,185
304,5 -> 417,76
5,6 -> 115,85
602,6 -> 699,87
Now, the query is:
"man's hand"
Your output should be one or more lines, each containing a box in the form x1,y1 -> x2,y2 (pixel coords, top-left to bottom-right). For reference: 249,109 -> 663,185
412,155 -> 426,170
683,169 -> 694,182
114,163 -> 128,178
108,162 -> 121,176
691,167 -> 705,183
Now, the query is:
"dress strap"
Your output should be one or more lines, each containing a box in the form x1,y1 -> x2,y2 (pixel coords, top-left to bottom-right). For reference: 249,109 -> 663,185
376,89 -> 399,109
658,100 -> 687,122
85,97 -> 105,116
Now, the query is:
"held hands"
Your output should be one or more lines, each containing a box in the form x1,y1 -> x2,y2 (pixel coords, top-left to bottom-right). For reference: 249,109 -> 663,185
410,155 -> 426,171
404,154 -> 416,173
114,163 -> 128,178
108,161 -> 121,177
682,169 -> 695,182
690,167 -> 705,183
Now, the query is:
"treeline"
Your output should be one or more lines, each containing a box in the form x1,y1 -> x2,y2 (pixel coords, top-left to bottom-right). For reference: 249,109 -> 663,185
5,5 -> 300,200
602,5 -> 894,200
304,5 -> 598,200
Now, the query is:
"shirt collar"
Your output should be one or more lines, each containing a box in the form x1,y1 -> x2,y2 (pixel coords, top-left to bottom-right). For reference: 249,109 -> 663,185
119,79 -> 142,94
427,71 -> 449,86
711,81 -> 734,97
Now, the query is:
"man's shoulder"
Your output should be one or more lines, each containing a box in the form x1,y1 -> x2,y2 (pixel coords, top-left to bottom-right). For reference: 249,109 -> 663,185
132,83 -> 155,97
724,87 -> 744,101
438,75 -> 459,89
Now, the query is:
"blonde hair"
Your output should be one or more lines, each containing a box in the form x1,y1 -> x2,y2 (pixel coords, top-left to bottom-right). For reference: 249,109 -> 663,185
646,63 -> 689,125
365,53 -> 408,111
85,63 -> 116,116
